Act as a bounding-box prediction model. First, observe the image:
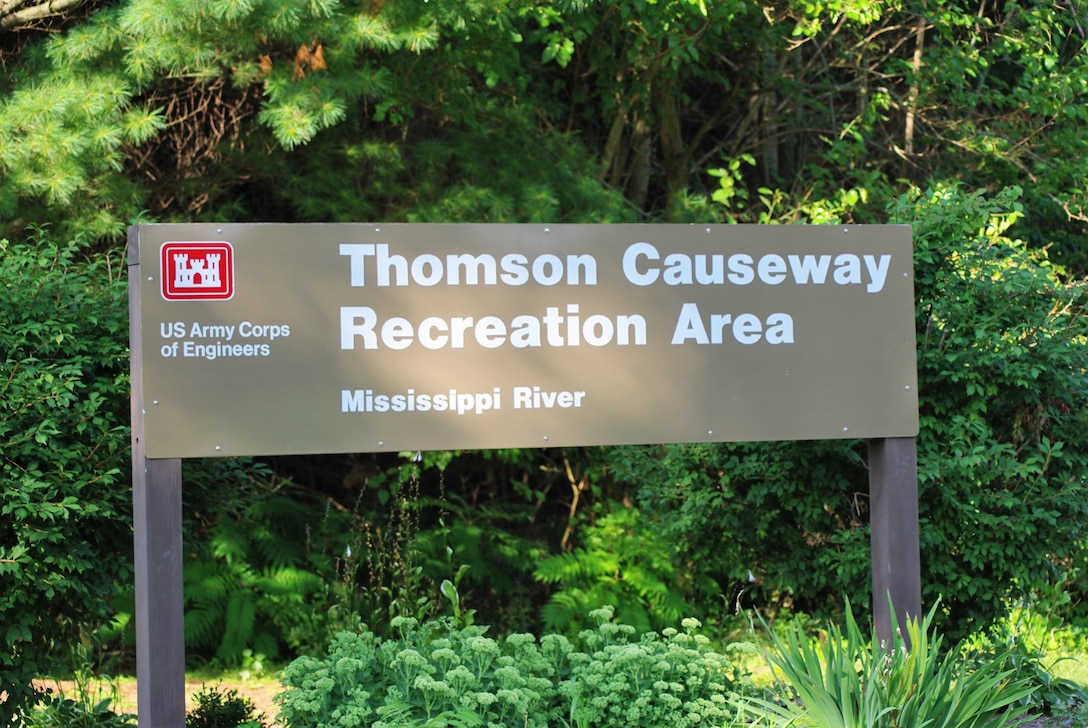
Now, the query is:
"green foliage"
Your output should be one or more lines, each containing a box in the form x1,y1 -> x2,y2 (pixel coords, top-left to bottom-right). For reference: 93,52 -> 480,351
0,232 -> 132,725
560,606 -> 747,728
186,685 -> 267,728
735,599 -> 1036,728
22,692 -> 135,728
964,604 -> 1088,715
906,185 -> 1088,633
0,0 -> 634,240
533,506 -> 713,634
276,616 -> 567,727
275,607 -> 753,728
3,0 -> 1086,250
25,650 -> 135,728
410,470 -> 550,634
606,439 -> 870,620
183,490 -> 324,666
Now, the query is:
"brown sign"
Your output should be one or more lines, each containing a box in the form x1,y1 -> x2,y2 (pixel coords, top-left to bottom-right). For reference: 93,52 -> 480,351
131,223 -> 918,457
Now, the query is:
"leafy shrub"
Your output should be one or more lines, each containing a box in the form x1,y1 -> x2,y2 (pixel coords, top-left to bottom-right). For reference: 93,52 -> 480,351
186,685 -> 267,728
275,607 -> 752,727
0,233 -> 132,725
908,185 -> 1088,632
735,599 -> 1036,727
963,604 -> 1088,715
276,616 -> 565,727
561,607 -> 746,728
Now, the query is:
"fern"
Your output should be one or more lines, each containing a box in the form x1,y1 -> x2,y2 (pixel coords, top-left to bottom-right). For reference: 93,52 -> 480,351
184,606 -> 222,653
217,590 -> 259,663
533,508 -> 699,634
183,492 -> 327,664
251,567 -> 322,596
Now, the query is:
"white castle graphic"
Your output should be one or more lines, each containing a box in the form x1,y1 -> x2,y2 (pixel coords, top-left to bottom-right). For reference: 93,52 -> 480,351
173,253 -> 222,288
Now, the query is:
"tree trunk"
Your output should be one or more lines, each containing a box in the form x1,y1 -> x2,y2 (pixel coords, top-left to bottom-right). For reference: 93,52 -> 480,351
624,114 -> 652,210
653,83 -> 687,215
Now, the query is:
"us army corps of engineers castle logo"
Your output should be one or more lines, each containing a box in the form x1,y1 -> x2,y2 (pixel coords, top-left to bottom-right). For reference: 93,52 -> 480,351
161,242 -> 234,301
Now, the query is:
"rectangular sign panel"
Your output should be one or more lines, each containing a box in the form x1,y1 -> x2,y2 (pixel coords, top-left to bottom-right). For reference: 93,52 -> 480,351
131,223 -> 918,458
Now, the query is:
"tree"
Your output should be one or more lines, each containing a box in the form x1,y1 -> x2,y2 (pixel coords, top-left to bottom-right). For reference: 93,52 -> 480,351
2,0 -> 1085,247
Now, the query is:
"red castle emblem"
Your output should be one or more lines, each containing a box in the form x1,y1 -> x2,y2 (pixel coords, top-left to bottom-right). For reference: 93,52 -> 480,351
161,242 -> 234,300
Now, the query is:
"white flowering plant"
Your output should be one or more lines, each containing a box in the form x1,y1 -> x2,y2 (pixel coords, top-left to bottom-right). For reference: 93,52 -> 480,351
275,607 -> 754,727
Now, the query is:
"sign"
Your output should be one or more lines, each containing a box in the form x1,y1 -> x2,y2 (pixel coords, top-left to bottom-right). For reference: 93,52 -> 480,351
132,223 -> 918,458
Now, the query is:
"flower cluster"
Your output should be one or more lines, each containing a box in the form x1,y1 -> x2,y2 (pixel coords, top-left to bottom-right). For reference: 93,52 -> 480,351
275,608 -> 751,727
559,607 -> 743,728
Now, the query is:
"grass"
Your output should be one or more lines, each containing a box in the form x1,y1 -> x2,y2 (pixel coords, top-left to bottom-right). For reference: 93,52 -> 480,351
33,668 -> 283,724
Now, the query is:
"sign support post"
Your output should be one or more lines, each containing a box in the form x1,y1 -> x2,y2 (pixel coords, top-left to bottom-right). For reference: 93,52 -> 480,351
869,437 -> 922,647
129,228 -> 187,728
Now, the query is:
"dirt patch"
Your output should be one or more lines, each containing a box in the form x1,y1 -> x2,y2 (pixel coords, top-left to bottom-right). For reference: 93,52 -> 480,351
33,677 -> 283,725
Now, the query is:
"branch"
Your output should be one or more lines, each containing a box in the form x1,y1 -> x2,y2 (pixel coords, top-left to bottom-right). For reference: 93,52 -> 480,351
1,0 -> 85,30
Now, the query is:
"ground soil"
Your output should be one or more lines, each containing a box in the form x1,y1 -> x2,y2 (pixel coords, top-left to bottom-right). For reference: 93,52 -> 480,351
33,677 -> 283,725
26,679 -> 1077,727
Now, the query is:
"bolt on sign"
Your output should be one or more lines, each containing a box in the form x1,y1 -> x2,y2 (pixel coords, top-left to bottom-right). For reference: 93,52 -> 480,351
131,223 -> 918,458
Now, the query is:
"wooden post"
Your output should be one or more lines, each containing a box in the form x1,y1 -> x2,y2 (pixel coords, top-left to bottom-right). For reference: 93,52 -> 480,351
129,227 -> 187,727
869,437 -> 922,647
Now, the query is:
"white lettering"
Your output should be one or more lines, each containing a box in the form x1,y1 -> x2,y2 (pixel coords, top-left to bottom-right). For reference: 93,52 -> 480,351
411,254 -> 443,286
757,254 -> 787,285
623,242 -> 660,285
788,255 -> 832,284
727,254 -> 754,285
342,244 -> 597,287
512,386 -> 587,408
672,303 -> 795,345
499,254 -> 529,285
419,317 -> 449,349
341,306 -> 377,349
339,243 -> 375,286
864,254 -> 891,293
341,306 -> 646,350
833,253 -> 861,285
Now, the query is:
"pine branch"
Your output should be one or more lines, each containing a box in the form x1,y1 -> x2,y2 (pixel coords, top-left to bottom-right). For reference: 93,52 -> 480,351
1,0 -> 85,30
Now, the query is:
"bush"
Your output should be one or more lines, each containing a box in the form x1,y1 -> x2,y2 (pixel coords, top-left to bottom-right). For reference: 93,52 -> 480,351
187,685 -> 267,728
0,233 -> 132,725
275,607 -> 752,727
